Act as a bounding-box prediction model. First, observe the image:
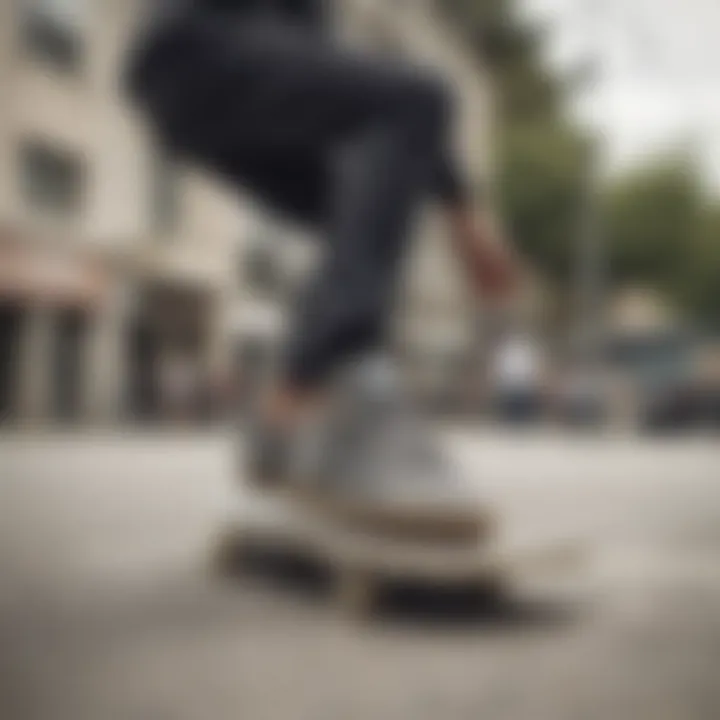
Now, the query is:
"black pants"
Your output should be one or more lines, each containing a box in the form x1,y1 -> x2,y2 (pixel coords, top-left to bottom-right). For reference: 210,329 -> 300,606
129,15 -> 465,386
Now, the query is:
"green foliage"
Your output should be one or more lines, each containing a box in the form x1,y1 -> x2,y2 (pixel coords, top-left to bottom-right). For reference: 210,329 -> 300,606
675,204 -> 720,328
498,124 -> 588,284
443,0 -> 720,325
443,0 -> 588,288
443,0 -> 561,122
603,156 -> 702,288
603,155 -> 720,327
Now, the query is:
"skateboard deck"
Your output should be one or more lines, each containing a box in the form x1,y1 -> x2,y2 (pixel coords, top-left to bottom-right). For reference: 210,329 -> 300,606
215,485 -> 582,616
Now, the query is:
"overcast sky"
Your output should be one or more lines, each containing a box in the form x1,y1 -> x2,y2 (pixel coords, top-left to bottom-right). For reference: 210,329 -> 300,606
519,0 -> 720,189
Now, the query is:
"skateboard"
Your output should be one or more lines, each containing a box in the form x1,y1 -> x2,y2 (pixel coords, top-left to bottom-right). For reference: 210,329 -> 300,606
214,483 -> 582,617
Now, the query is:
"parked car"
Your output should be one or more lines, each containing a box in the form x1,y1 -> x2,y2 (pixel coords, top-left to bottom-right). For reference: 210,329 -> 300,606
642,379 -> 720,432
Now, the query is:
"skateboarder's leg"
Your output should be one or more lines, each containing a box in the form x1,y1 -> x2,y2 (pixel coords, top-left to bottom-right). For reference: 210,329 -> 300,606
282,79 -> 452,390
144,20 -> 457,389
130,17 -> 465,478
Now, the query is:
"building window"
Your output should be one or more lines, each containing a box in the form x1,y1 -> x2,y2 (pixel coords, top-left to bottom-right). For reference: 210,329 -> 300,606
21,0 -> 86,72
20,142 -> 85,217
151,147 -> 180,236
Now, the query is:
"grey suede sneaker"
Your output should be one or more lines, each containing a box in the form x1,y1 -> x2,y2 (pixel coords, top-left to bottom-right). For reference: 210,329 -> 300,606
311,356 -> 487,543
245,356 -> 488,545
245,419 -> 294,489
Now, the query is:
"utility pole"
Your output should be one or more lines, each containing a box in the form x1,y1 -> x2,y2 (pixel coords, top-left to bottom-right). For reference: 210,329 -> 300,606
571,47 -> 606,373
574,131 -> 604,368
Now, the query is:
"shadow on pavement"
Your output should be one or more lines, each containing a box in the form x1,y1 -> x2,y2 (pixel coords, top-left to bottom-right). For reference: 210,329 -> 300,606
214,538 -> 584,633
375,584 -> 582,633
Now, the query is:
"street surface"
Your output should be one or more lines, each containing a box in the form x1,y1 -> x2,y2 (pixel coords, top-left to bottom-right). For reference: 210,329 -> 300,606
1,429 -> 719,720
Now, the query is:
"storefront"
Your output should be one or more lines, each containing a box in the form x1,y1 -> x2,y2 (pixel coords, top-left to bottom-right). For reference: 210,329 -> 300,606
126,281 -> 216,422
0,237 -> 119,424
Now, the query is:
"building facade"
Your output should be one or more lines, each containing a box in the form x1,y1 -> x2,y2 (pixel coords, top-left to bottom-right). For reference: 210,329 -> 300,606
0,0 -> 245,425
0,0 -> 493,425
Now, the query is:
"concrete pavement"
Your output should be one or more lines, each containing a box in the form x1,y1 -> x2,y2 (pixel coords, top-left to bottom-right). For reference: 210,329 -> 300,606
0,429 -> 719,720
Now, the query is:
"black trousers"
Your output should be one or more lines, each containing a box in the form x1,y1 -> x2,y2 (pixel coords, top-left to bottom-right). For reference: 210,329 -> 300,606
129,14 -> 466,386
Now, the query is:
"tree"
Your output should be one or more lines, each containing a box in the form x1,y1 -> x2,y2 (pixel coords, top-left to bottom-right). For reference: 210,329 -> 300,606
442,0 -> 588,292
603,154 -> 720,329
603,155 -> 703,290
443,1 -> 720,328
498,123 -> 588,285
677,205 -> 720,329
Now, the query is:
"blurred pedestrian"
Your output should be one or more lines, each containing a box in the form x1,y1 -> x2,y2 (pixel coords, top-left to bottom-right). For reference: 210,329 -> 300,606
491,330 -> 544,425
